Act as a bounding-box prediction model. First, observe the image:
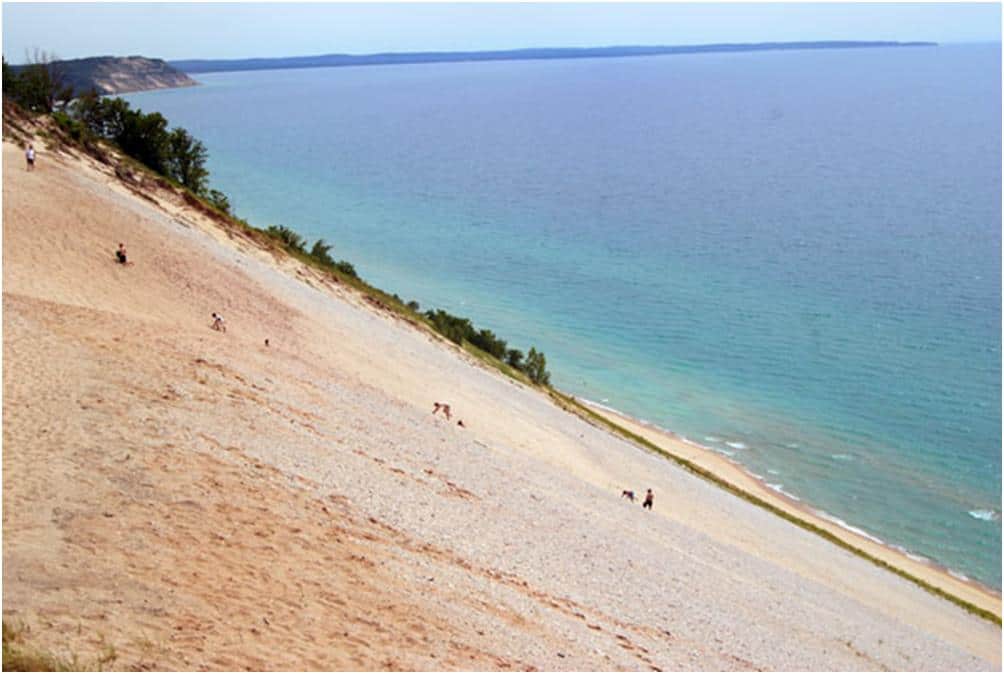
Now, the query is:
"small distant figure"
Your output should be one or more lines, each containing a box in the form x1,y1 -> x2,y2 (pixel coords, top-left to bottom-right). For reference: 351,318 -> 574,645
264,338 -> 270,347
432,402 -> 452,420
621,489 -> 635,502
211,312 -> 226,333
457,419 -> 465,428
115,243 -> 133,266
25,144 -> 35,171
642,488 -> 654,510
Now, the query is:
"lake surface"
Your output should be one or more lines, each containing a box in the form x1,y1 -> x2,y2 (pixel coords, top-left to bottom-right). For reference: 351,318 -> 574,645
125,44 -> 1002,588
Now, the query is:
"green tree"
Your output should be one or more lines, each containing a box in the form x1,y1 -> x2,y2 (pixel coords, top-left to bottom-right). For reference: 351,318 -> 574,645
334,260 -> 358,278
166,127 -> 208,193
265,225 -> 306,252
118,108 -> 170,174
206,189 -> 231,214
10,50 -> 73,113
524,347 -> 550,386
505,348 -> 524,370
309,239 -> 335,266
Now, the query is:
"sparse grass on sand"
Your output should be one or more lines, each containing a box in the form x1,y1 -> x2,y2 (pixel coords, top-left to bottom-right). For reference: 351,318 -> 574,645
3,621 -> 118,672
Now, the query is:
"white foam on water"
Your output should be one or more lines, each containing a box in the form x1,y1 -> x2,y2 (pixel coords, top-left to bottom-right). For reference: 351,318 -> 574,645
725,441 -> 747,450
767,468 -> 780,475
579,398 -> 621,415
830,453 -> 853,461
765,483 -> 801,501
816,511 -> 885,545
968,509 -> 999,522
890,545 -> 931,564
704,435 -> 721,442
948,569 -> 970,582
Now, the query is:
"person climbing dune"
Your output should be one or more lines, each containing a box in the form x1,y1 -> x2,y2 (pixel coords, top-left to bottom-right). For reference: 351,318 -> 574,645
115,243 -> 134,266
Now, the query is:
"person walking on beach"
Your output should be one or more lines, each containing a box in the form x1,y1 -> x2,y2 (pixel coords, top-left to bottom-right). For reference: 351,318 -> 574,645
25,144 -> 35,171
211,312 -> 226,332
642,488 -> 654,510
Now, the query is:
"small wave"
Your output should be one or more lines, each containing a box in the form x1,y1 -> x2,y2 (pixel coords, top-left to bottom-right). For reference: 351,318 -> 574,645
717,449 -> 735,457
725,441 -> 747,450
830,453 -> 853,461
579,398 -> 621,415
891,545 -> 931,564
767,468 -> 780,475
816,512 -> 885,545
704,435 -> 721,442
785,442 -> 800,449
948,569 -> 970,582
968,509 -> 1000,522
766,483 -> 801,501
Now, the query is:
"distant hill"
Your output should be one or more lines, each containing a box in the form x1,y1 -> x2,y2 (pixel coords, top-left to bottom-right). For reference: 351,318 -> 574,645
12,56 -> 197,95
170,41 -> 936,74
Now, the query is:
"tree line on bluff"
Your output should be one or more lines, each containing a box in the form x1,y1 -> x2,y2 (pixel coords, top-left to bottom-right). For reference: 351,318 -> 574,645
2,55 -> 552,387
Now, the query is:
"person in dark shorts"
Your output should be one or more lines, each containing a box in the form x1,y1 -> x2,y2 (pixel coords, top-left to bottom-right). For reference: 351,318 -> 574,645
642,488 -> 654,510
25,144 -> 35,171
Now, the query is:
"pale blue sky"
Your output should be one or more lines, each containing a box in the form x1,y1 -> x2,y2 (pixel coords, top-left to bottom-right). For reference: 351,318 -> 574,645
2,2 -> 1000,63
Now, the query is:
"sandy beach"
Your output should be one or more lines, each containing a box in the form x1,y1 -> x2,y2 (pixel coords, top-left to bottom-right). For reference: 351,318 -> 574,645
579,401 -> 1003,618
3,117 -> 1000,670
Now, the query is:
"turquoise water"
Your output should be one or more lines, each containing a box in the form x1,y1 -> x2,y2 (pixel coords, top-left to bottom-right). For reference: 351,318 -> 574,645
124,44 -> 1002,588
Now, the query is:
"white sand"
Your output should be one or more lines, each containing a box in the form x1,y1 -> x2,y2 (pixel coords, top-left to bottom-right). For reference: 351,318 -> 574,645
3,127 -> 1000,670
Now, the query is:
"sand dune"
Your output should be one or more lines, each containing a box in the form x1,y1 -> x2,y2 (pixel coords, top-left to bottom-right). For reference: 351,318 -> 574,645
2,126 -> 1000,670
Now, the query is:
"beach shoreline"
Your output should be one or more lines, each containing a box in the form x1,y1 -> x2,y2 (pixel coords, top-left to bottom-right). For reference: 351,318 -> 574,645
576,397 -> 1002,619
3,113 -> 1000,669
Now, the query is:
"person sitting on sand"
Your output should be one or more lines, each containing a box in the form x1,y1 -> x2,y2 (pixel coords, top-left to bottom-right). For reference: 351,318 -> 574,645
115,243 -> 134,266
25,144 -> 35,171
642,488 -> 654,510
621,489 -> 635,502
211,312 -> 226,333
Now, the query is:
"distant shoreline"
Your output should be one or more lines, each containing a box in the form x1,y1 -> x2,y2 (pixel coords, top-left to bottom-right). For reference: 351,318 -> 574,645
170,40 -> 937,74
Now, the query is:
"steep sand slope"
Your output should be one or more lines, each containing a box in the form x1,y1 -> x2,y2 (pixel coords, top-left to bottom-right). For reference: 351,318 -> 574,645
3,136 -> 1000,670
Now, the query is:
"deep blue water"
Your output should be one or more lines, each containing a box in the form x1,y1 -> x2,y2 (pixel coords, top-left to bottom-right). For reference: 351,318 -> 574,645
124,44 -> 1002,588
